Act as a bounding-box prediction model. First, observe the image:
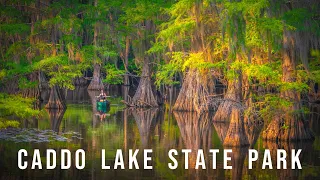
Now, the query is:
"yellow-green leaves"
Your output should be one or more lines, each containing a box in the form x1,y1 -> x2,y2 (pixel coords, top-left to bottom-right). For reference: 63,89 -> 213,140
0,93 -> 40,119
104,64 -> 125,85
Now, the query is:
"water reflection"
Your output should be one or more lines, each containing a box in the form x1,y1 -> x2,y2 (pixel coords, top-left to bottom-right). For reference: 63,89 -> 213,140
174,112 -> 212,173
213,121 -> 230,143
245,123 -> 263,148
228,147 -> 248,180
46,108 -> 65,133
262,141 -> 313,180
131,108 -> 160,148
88,90 -> 110,126
0,88 -> 320,179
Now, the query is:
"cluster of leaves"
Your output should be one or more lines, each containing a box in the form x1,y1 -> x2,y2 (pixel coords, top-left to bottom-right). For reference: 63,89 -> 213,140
0,93 -> 40,129
103,64 -> 125,85
33,55 -> 82,89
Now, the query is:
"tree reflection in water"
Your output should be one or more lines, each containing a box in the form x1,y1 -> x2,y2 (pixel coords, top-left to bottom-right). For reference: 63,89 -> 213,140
46,108 -> 65,133
132,108 -> 160,148
174,112 -> 212,179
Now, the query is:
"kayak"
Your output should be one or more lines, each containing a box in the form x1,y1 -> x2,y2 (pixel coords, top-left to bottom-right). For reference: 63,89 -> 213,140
96,97 -> 109,111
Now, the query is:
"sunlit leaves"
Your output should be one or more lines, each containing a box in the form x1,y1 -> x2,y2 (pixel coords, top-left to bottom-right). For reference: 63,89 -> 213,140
0,93 -> 40,119
33,55 -> 81,89
103,64 -> 125,85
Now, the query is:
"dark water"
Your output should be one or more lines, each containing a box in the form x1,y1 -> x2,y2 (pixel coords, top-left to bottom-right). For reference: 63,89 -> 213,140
0,87 -> 320,179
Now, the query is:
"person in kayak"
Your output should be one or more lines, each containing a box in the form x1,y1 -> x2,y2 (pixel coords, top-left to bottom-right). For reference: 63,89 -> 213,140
99,89 -> 107,100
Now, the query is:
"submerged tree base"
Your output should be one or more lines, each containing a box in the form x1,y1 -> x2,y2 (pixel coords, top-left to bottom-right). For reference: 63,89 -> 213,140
173,69 -> 214,113
129,61 -> 158,108
262,117 -> 314,142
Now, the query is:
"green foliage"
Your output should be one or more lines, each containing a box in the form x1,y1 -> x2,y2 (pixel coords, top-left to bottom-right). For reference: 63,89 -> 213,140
0,23 -> 30,35
0,93 -> 40,129
103,64 -> 125,85
18,77 -> 38,89
33,55 -> 82,89
155,62 -> 180,88
0,118 -> 20,129
247,94 -> 292,121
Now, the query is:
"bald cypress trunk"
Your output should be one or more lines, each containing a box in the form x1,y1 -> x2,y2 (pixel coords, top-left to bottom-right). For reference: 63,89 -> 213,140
262,30 -> 314,142
131,58 -> 158,107
173,69 -> 214,112
20,72 -> 40,99
88,64 -> 104,90
223,108 -> 249,147
45,85 -> 66,109
87,0 -> 103,91
130,20 -> 158,107
213,71 -> 242,122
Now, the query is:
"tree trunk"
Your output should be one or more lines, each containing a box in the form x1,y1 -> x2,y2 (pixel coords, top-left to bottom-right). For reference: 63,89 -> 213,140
88,64 -> 104,90
39,71 -> 49,90
173,69 -> 215,113
124,36 -> 130,86
131,58 -> 158,107
45,85 -> 66,109
21,72 -> 40,99
213,71 -> 242,122
262,30 -> 314,142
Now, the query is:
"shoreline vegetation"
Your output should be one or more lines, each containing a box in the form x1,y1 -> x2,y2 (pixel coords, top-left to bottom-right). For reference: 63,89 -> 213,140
0,0 -> 319,147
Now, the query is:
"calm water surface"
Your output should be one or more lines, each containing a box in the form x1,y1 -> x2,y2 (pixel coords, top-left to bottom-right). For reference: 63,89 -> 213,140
0,87 -> 320,179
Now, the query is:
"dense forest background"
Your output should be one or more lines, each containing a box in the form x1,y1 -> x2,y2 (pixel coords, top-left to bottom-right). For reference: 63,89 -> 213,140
0,0 -> 319,145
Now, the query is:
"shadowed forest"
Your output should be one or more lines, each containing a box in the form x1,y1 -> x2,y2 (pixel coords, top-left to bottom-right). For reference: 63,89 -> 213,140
0,0 -> 320,179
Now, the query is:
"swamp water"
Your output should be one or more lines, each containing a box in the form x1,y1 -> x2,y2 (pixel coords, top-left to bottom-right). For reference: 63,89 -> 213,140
0,87 -> 320,179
